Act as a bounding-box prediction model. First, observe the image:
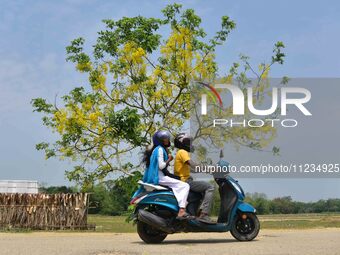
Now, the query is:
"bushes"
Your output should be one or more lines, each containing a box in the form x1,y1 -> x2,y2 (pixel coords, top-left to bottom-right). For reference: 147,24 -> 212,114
39,185 -> 77,194
211,188 -> 340,215
243,193 -> 340,215
85,171 -> 142,215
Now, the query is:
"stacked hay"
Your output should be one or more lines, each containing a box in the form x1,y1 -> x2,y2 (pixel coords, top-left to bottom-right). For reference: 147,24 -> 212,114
0,193 -> 90,230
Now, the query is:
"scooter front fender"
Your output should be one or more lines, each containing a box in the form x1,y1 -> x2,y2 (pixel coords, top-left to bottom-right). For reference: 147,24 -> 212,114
237,202 -> 256,213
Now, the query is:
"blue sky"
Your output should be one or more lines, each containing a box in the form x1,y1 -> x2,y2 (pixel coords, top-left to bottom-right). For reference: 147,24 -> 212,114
0,0 -> 339,201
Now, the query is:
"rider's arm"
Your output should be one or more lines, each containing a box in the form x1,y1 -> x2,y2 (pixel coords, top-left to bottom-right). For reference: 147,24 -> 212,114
185,159 -> 200,173
158,148 -> 179,179
158,148 -> 172,170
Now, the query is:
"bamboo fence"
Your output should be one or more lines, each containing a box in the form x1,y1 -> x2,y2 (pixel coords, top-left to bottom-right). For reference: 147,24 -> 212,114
0,193 -> 93,230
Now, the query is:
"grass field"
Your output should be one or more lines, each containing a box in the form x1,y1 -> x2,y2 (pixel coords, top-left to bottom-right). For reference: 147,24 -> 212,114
88,213 -> 340,232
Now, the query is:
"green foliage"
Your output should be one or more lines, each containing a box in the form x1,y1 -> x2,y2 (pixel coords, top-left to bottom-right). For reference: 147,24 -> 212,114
272,41 -> 285,64
108,107 -> 146,146
66,37 -> 91,69
31,98 -> 54,113
94,16 -> 163,58
39,185 -> 78,194
84,171 -> 142,215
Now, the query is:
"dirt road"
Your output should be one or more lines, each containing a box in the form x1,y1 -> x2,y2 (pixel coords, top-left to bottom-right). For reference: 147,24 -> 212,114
1,229 -> 340,255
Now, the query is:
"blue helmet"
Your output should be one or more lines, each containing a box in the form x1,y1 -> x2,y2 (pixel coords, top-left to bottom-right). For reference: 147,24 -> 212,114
152,130 -> 171,147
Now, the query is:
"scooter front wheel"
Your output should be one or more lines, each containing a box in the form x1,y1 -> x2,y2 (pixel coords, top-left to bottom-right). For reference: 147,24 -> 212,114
137,221 -> 168,244
230,213 -> 260,241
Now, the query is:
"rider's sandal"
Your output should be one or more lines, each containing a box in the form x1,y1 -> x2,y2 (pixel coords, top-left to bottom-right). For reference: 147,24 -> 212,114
176,212 -> 195,221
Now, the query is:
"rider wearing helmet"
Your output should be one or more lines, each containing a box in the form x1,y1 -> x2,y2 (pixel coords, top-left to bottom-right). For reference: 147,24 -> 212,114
142,130 -> 191,220
174,133 -> 215,223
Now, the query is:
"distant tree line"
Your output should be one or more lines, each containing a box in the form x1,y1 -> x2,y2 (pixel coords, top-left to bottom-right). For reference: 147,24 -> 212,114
40,177 -> 340,216
242,192 -> 340,214
39,185 -> 77,194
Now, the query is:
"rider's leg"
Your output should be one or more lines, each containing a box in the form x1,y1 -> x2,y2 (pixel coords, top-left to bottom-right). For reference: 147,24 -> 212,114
186,178 -> 215,218
158,175 -> 190,216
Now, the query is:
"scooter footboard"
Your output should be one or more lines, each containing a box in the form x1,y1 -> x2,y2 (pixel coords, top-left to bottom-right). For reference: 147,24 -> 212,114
237,202 -> 256,213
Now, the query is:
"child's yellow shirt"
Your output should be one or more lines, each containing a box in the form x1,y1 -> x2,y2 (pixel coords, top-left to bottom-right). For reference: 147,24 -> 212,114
174,149 -> 190,182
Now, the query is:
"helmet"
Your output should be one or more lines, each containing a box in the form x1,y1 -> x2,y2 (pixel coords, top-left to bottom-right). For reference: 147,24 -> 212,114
174,133 -> 194,152
152,130 -> 171,147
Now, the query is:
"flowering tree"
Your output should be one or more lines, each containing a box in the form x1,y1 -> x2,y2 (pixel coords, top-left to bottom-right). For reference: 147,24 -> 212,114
31,4 -> 284,187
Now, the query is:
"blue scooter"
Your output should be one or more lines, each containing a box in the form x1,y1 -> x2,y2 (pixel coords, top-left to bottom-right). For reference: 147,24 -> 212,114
130,161 -> 260,243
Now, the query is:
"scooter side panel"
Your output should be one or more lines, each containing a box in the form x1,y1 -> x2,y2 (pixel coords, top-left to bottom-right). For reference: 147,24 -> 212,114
138,191 -> 179,212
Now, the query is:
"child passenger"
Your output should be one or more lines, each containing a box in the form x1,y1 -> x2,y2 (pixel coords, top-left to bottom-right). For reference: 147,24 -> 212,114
142,130 -> 191,220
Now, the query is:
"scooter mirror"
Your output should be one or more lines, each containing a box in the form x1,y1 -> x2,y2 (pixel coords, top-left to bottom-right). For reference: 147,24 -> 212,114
212,159 -> 230,179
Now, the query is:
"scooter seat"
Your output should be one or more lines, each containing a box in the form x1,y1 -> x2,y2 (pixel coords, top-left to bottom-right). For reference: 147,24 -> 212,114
137,180 -> 170,192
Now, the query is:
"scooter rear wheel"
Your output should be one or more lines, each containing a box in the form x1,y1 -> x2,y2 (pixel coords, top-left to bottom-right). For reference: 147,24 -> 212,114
230,213 -> 260,241
137,221 -> 168,244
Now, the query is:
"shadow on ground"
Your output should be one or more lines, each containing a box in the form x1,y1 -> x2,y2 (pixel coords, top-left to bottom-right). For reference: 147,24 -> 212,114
133,238 -> 258,245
